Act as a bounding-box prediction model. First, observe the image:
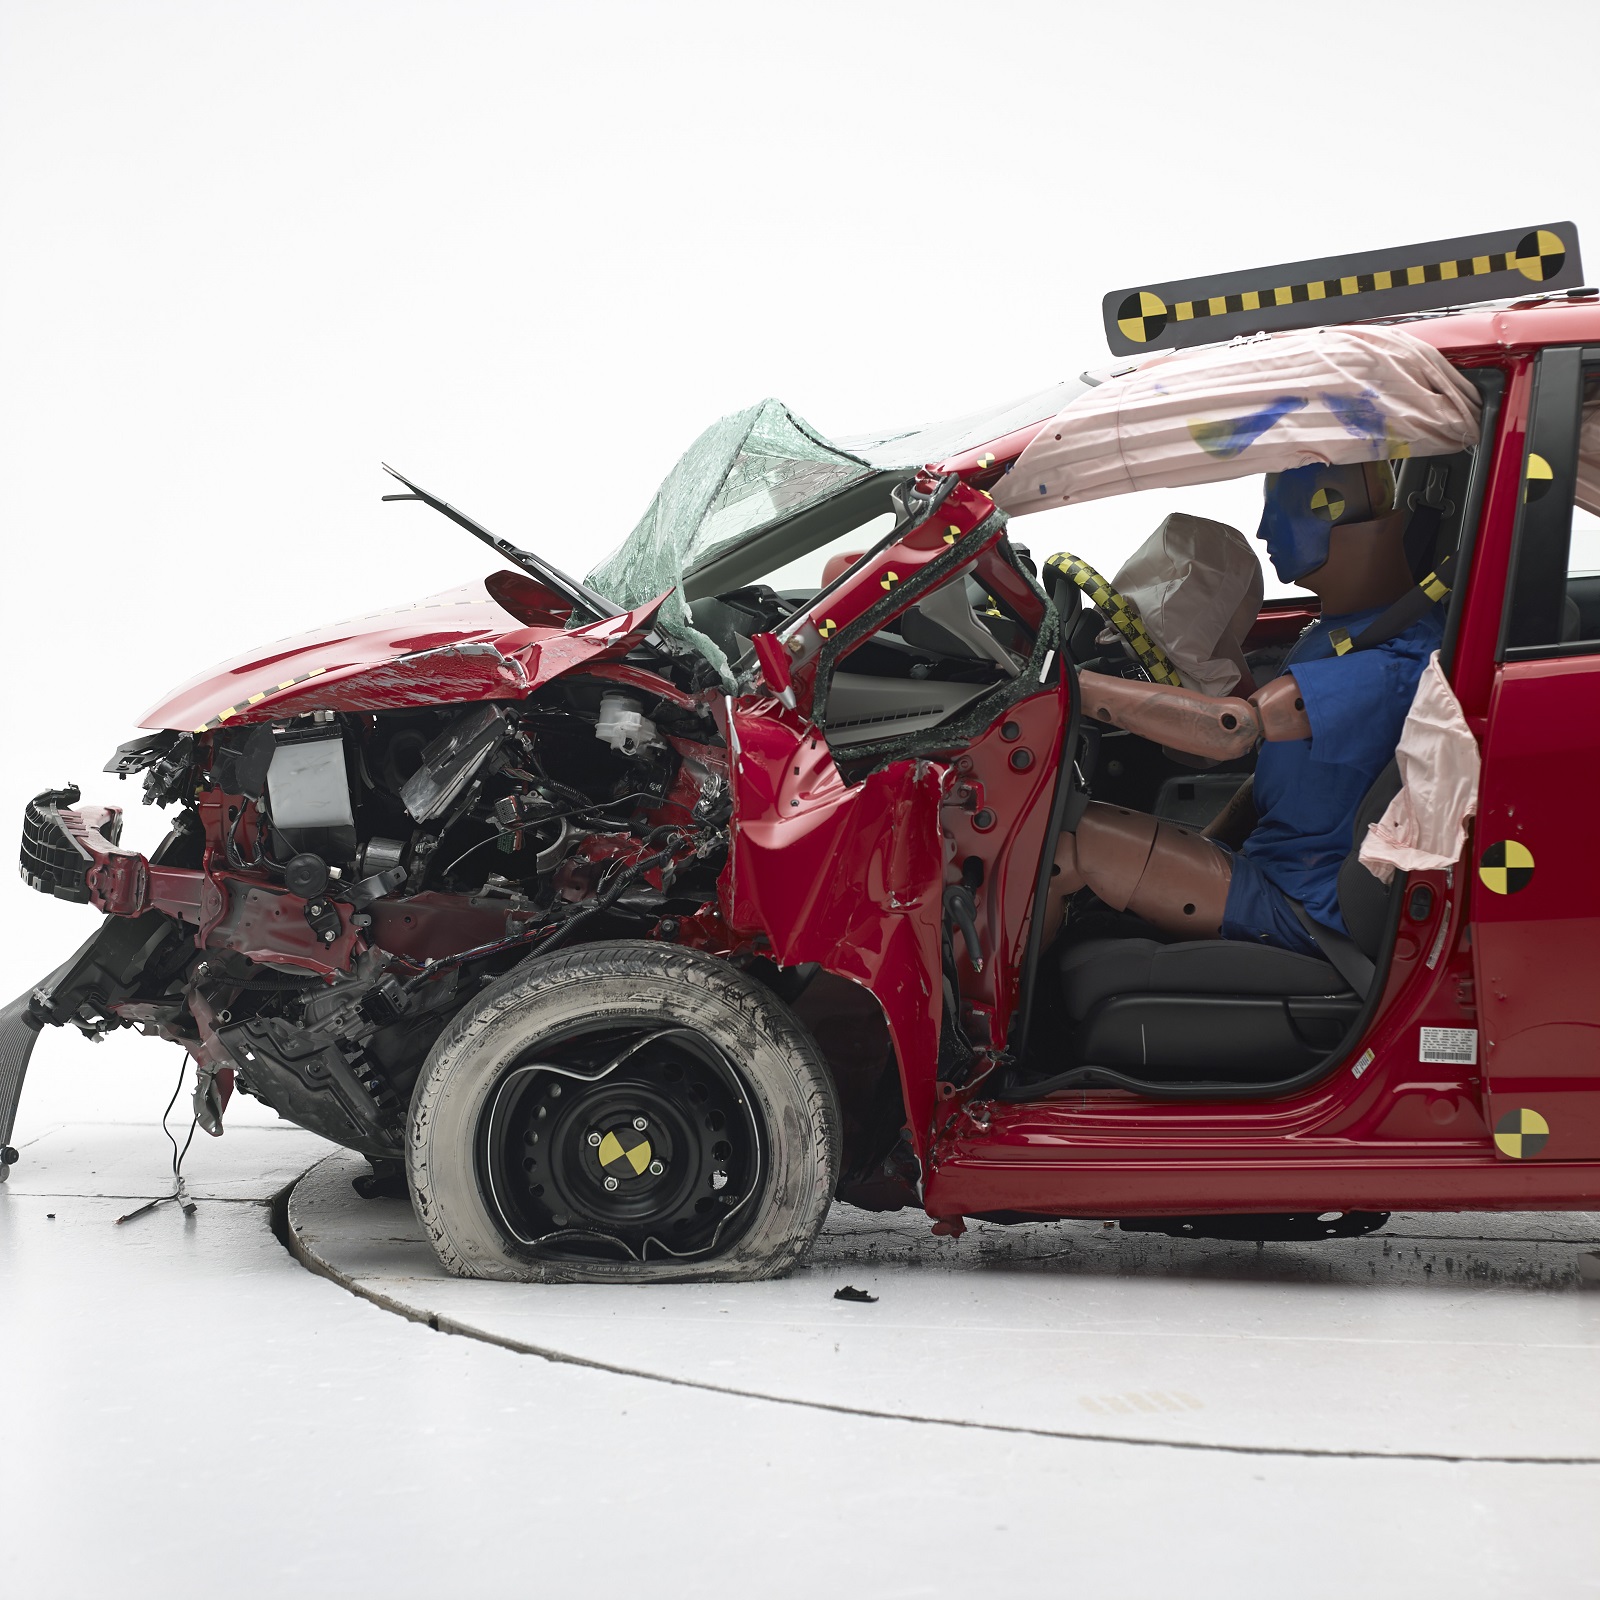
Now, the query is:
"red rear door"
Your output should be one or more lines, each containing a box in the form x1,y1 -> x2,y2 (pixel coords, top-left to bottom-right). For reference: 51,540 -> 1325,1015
1474,344 -> 1600,1163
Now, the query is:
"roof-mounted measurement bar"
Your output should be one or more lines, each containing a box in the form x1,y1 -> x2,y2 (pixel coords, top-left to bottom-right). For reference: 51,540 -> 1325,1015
1102,223 -> 1584,357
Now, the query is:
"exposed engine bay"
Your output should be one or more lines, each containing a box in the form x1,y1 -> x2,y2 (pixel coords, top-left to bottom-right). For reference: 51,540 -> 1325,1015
9,448 -> 1044,1225
25,676 -> 738,1169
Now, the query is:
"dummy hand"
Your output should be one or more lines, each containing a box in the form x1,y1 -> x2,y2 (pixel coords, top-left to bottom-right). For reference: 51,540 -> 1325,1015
1079,670 -> 1311,761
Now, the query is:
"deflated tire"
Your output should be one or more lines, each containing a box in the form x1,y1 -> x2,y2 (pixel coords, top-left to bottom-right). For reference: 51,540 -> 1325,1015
407,940 -> 840,1283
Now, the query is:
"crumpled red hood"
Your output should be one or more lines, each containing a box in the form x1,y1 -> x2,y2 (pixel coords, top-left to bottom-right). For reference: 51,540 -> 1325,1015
141,580 -> 667,732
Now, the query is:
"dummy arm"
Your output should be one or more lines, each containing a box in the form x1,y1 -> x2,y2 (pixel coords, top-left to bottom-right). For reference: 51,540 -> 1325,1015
1079,670 -> 1311,761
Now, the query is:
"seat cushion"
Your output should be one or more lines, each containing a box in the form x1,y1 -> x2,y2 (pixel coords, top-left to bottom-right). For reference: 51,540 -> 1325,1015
1059,937 -> 1350,1022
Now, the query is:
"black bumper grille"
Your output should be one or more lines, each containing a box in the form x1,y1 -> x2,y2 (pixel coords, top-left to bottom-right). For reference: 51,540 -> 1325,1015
21,787 -> 94,903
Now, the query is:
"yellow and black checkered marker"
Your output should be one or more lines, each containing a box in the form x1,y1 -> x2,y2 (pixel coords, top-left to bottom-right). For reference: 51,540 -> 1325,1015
597,1129 -> 653,1177
817,617 -> 838,639
880,570 -> 901,592
1103,224 -> 1583,356
1045,552 -> 1181,686
194,665 -> 330,733
1478,839 -> 1535,895
1525,451 -> 1555,503
1493,1107 -> 1550,1160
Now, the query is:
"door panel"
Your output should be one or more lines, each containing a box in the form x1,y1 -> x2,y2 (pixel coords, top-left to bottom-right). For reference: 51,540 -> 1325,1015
1475,658 -> 1600,1159
1476,346 -> 1600,1162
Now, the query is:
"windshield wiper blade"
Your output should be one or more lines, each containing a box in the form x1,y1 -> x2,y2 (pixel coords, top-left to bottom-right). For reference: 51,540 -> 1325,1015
381,463 -> 622,621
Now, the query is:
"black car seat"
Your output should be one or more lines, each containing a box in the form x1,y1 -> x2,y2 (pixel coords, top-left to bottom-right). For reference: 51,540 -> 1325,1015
1053,762 -> 1403,1084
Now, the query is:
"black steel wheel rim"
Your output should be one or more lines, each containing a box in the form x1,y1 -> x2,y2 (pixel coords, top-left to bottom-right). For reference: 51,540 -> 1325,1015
477,1022 -> 764,1263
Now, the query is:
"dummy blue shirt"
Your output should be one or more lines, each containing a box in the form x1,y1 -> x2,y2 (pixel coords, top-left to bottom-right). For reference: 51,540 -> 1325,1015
1238,603 -> 1444,934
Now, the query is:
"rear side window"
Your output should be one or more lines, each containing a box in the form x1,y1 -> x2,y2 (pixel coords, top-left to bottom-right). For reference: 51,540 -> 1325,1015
1502,346 -> 1600,656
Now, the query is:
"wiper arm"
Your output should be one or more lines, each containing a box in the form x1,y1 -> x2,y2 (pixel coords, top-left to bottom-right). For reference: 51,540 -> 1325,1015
381,463 -> 622,621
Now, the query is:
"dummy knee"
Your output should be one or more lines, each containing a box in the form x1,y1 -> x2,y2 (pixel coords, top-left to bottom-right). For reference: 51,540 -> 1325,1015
1123,819 -> 1232,938
1053,801 -> 1232,939
1068,803 -> 1159,911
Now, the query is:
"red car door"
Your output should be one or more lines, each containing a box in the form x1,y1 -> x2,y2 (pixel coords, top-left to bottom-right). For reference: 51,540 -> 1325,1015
1474,344 -> 1600,1163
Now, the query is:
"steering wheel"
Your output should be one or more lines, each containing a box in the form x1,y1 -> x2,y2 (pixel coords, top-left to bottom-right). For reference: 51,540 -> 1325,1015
1042,551 -> 1182,686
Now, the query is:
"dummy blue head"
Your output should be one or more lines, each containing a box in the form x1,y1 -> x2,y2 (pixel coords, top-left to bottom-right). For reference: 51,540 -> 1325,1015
1256,461 -> 1395,584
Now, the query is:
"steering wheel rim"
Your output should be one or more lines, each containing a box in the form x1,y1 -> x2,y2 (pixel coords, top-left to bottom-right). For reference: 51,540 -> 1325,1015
1043,551 -> 1182,685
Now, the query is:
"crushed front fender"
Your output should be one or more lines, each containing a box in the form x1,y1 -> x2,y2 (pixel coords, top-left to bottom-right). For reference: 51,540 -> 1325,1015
722,701 -> 947,1166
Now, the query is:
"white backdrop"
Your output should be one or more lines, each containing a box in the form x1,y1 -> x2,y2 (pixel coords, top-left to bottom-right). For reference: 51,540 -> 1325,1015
2,0 -> 1594,1114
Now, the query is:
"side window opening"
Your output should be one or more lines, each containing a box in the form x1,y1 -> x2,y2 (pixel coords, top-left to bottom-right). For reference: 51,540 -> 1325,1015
1563,370 -> 1600,639
1502,347 -> 1598,656
817,541 -> 1040,753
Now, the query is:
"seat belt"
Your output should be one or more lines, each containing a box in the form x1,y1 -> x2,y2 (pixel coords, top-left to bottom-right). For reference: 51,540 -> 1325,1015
1286,898 -> 1375,998
1323,502 -> 1450,657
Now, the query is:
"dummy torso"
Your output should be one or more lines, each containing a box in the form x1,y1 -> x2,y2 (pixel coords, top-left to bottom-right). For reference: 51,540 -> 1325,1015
1052,461 -> 1440,954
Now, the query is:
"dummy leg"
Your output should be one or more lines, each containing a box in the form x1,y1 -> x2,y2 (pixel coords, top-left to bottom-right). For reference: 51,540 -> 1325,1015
1046,801 -> 1233,941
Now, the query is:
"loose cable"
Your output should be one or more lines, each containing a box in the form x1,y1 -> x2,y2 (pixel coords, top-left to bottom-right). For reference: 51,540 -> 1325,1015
115,1062 -> 201,1224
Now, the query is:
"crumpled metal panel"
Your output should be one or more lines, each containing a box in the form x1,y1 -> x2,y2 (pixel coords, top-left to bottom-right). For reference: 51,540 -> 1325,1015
139,584 -> 667,731
722,701 -> 946,1161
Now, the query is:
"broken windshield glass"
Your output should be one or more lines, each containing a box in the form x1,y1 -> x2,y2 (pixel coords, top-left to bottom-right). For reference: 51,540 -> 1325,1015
583,381 -> 1098,685
586,398 -> 874,687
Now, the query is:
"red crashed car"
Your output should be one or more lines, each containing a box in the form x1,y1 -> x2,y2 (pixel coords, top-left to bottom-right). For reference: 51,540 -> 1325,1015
9,225 -> 1600,1281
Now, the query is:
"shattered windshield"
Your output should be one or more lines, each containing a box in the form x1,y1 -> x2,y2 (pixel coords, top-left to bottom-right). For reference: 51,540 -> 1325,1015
584,380 -> 1095,686
586,398 -> 874,686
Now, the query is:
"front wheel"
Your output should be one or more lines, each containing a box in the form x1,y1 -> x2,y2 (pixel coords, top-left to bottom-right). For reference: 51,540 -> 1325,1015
407,941 -> 840,1283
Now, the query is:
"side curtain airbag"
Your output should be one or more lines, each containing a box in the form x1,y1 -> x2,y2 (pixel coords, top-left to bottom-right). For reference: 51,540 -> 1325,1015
996,326 -> 1481,515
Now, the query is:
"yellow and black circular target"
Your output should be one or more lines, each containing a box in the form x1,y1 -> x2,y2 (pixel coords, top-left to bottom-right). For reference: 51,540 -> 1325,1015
1512,229 -> 1566,282
1493,1107 -> 1550,1160
1310,485 -> 1347,522
596,1128 -> 654,1178
1478,838 -> 1535,895
1116,290 -> 1168,345
1525,452 -> 1555,503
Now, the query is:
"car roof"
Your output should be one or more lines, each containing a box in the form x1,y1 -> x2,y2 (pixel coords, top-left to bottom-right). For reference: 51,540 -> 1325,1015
1345,292 -> 1600,359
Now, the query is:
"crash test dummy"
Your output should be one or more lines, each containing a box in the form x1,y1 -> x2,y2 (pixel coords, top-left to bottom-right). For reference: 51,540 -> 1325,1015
1049,460 -> 1443,957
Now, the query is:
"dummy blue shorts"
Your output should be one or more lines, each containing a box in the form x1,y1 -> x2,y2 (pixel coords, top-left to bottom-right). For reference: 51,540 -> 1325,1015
1220,850 -> 1322,958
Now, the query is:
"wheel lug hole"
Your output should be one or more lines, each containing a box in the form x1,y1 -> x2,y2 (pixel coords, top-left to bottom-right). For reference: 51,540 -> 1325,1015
604,1176 -> 619,1192
648,1160 -> 664,1176
586,1131 -> 602,1147
632,1116 -> 648,1132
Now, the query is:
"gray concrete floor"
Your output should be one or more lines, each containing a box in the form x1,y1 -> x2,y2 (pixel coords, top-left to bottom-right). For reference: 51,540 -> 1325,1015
5,1042 -> 1600,1597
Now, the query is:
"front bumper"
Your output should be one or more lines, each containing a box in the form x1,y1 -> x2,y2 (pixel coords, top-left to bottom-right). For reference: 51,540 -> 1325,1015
21,787 -> 149,914
21,786 -> 100,901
